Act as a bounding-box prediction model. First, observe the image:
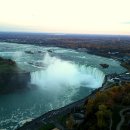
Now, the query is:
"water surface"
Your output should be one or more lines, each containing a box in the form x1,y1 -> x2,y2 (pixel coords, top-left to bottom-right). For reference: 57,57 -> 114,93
0,42 -> 126,130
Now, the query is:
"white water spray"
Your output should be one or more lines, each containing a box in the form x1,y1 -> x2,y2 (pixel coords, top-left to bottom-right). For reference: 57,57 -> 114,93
31,53 -> 105,91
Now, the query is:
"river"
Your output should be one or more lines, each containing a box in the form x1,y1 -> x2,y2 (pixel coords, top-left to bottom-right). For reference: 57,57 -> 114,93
0,42 -> 126,130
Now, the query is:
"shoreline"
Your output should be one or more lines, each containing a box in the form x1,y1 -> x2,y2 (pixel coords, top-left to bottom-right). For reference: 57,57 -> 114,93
15,43 -> 130,130
0,42 -> 129,130
16,72 -> 115,130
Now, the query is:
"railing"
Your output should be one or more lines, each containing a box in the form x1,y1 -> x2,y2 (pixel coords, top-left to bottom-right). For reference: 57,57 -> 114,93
17,75 -> 108,130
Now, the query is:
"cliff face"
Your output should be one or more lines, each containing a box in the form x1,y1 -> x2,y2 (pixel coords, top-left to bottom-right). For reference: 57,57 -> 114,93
0,72 -> 30,94
0,57 -> 30,94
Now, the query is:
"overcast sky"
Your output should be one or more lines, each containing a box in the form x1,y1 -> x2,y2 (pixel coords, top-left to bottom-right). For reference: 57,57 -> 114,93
0,0 -> 130,35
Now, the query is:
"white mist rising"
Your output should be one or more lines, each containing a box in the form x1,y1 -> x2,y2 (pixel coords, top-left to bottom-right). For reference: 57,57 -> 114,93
31,53 -> 105,91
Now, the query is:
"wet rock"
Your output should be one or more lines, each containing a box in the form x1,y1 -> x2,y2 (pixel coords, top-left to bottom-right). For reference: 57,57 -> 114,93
0,57 -> 16,66
47,49 -> 53,53
25,50 -> 34,54
100,63 -> 109,68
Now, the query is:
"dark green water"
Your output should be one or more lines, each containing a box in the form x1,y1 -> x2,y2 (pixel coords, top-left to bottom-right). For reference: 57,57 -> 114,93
0,42 -> 126,130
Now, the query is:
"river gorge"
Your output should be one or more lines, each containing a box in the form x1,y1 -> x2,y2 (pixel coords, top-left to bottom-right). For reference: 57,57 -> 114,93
0,42 -> 126,130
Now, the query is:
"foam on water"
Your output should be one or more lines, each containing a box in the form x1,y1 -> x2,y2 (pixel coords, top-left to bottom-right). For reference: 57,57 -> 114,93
31,53 -> 105,91
0,42 -> 126,130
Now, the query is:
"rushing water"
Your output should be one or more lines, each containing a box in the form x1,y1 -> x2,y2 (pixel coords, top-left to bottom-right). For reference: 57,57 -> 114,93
0,42 -> 126,130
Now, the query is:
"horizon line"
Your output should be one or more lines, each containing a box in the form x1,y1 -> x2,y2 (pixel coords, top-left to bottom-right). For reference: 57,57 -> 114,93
0,31 -> 130,37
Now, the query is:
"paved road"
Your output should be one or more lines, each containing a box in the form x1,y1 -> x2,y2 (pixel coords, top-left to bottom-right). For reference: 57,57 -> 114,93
109,117 -> 112,130
116,107 -> 130,130
16,76 -> 108,130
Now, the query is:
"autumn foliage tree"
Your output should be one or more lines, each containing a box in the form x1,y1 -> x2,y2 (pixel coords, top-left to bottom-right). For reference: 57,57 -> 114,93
84,83 -> 130,130
96,104 -> 112,129
66,114 -> 74,129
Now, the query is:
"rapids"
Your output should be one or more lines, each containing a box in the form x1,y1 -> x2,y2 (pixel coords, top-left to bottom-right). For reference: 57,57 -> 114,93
31,53 -> 105,89
0,42 -> 126,130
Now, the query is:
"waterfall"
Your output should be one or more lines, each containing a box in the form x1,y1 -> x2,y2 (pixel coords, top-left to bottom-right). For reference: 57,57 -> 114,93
31,53 -> 105,90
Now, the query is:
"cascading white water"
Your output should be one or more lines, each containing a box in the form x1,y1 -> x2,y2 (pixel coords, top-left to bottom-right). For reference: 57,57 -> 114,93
0,43 -> 127,130
31,53 -> 105,91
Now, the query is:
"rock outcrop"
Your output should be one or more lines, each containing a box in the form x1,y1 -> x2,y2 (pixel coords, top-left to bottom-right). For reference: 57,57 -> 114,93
0,57 -> 30,94
100,63 -> 109,68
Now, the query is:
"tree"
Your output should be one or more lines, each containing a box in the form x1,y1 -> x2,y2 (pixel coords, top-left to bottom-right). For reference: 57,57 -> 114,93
85,98 -> 95,115
95,92 -> 109,105
96,104 -> 112,129
66,114 -> 74,129
122,93 -> 130,105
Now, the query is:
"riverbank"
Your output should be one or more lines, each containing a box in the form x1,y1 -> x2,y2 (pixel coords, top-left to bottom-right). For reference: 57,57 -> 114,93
16,78 -> 107,130
16,49 -> 130,130
17,77 -> 130,130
